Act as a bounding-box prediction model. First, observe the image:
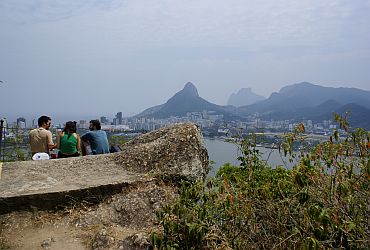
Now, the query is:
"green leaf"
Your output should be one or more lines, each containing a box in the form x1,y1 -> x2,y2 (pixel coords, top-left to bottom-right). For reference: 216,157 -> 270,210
334,130 -> 339,141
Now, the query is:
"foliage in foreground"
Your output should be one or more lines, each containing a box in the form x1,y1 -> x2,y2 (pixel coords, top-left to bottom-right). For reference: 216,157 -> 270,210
151,114 -> 370,249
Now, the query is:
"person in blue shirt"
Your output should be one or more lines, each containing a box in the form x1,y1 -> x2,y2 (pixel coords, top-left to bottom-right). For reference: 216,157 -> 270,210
81,119 -> 109,155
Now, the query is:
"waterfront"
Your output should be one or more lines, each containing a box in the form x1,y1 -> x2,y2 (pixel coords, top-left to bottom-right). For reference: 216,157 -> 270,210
204,138 -> 295,176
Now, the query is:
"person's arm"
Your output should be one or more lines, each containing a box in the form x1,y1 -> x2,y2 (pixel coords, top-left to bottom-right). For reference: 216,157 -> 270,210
103,131 -> 110,153
29,131 -> 35,154
47,131 -> 57,150
56,132 -> 62,149
80,132 -> 90,143
80,132 -> 93,156
76,133 -> 81,152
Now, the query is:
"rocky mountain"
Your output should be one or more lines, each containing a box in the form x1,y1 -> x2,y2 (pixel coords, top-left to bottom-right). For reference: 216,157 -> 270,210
135,81 -> 370,128
227,88 -> 265,107
260,100 -> 370,129
260,100 -> 343,121
136,82 -> 239,119
236,82 -> 370,116
318,103 -> 370,130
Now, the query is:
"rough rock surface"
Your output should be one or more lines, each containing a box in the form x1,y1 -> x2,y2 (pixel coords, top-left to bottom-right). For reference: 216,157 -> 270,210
0,123 -> 208,213
114,122 -> 208,178
0,123 -> 209,249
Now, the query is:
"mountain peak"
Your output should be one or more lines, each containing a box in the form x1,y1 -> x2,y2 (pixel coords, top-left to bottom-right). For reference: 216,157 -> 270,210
136,81 -> 240,119
182,82 -> 199,97
237,88 -> 252,94
279,82 -> 318,93
227,87 -> 265,107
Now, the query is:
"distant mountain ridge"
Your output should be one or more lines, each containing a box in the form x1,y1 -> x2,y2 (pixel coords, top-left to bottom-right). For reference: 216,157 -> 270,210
234,82 -> 370,129
259,100 -> 370,129
236,82 -> 370,115
326,103 -> 370,129
227,88 -> 265,107
135,81 -> 370,129
136,82 -> 239,119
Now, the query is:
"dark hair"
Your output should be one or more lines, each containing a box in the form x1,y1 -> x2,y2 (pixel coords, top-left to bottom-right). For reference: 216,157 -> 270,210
90,119 -> 101,130
63,121 -> 77,137
38,116 -> 51,127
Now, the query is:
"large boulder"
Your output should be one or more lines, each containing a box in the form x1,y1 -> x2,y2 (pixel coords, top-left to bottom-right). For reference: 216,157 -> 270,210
113,122 -> 209,178
0,123 -> 209,250
0,123 -> 208,213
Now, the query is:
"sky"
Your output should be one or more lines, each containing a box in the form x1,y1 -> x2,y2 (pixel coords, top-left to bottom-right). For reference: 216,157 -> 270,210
1,0 -> 370,122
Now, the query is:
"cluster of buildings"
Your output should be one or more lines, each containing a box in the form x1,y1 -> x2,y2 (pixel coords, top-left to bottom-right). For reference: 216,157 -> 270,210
2,110 -> 343,138
84,111 -> 342,136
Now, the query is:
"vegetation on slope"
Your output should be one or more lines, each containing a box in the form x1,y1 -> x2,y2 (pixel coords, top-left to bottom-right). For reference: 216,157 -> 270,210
151,114 -> 370,249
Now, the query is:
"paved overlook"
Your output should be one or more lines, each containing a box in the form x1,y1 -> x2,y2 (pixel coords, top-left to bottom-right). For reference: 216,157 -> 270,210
0,123 -> 209,249
0,123 -> 208,212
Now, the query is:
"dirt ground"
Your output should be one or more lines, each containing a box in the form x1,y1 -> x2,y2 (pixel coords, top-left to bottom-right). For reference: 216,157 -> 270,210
0,180 -> 177,250
1,213 -> 144,250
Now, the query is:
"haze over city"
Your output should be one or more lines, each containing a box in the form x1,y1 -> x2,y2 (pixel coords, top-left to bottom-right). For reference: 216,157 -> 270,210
1,0 -> 370,122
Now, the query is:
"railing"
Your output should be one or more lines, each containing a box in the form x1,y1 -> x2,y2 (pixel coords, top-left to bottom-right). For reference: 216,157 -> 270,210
0,121 -> 32,162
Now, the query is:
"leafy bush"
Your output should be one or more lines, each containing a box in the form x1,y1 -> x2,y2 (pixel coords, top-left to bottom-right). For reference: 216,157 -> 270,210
108,134 -> 129,148
1,126 -> 31,162
151,114 -> 370,249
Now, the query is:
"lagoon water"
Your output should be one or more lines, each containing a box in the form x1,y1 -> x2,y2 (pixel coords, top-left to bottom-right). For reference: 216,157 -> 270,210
204,138 -> 294,176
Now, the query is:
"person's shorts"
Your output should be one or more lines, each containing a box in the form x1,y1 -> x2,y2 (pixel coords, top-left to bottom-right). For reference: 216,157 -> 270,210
58,151 -> 80,158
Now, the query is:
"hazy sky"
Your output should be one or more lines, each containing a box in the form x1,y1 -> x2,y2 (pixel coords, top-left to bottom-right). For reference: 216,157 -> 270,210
1,0 -> 370,122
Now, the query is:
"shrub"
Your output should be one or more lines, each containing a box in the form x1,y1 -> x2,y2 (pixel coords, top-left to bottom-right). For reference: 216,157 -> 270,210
151,114 -> 370,249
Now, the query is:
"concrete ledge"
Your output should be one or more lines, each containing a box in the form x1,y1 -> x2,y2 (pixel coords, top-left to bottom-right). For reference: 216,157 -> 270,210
0,156 -> 149,214
0,123 -> 208,214
1,181 -> 142,214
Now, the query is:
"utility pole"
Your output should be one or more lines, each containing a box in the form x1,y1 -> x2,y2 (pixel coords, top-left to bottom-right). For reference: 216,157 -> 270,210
0,119 -> 4,161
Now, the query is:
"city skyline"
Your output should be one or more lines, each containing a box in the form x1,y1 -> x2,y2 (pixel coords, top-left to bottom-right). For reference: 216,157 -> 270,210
1,1 -> 370,119
2,80 -> 370,125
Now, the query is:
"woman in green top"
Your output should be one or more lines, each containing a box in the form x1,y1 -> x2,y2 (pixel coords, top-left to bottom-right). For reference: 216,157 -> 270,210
56,121 -> 81,158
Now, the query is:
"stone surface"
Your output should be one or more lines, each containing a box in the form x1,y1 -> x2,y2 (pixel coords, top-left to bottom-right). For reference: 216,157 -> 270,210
0,179 -> 178,250
0,123 -> 208,249
0,123 -> 208,214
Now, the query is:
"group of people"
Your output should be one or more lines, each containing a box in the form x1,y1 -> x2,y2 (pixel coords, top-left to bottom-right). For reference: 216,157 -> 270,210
29,115 -> 110,159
